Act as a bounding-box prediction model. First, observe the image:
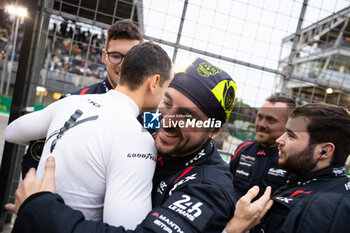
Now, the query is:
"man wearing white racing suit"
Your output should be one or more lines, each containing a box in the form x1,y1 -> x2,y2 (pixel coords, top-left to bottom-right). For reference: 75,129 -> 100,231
21,19 -> 144,178
5,42 -> 173,229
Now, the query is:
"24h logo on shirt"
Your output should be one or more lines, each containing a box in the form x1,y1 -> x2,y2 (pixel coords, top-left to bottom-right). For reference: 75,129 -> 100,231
143,111 -> 161,129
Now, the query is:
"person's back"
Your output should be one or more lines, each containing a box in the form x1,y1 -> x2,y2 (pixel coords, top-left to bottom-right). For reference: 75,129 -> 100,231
21,18 -> 144,178
5,42 -> 173,230
31,91 -> 155,223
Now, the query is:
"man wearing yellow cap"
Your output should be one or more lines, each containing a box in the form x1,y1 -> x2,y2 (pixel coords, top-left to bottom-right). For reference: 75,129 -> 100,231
7,58 -> 271,233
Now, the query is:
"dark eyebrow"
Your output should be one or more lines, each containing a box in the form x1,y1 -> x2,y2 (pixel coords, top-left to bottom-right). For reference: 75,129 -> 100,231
179,107 -> 201,119
164,91 -> 172,102
286,128 -> 297,137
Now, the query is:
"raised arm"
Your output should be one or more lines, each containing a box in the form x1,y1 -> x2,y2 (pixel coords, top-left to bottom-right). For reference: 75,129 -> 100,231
4,103 -> 55,145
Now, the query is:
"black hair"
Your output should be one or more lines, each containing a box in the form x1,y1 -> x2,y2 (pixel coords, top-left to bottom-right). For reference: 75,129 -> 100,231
105,19 -> 143,49
119,42 -> 172,90
290,103 -> 350,165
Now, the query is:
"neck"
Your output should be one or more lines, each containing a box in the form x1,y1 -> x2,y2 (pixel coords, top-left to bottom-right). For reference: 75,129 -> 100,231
259,142 -> 277,148
115,85 -> 146,115
170,140 -> 210,158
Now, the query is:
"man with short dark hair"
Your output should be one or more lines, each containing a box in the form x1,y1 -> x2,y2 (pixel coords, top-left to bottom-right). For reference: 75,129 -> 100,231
21,18 -> 144,177
251,103 -> 350,232
229,95 -> 296,198
5,42 -> 173,229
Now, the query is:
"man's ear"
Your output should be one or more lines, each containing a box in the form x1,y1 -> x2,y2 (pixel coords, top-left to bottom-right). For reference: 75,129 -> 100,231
102,49 -> 107,64
210,128 -> 222,140
148,74 -> 161,94
317,142 -> 335,160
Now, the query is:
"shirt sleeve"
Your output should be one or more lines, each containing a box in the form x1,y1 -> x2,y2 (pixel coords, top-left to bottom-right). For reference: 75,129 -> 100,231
4,102 -> 56,145
102,122 -> 156,230
13,183 -> 235,233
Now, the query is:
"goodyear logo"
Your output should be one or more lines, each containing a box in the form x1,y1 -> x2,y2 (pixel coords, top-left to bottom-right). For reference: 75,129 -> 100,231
197,62 -> 222,77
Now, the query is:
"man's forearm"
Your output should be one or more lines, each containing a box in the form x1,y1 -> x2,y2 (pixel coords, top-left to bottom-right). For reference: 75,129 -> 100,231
13,192 -> 132,233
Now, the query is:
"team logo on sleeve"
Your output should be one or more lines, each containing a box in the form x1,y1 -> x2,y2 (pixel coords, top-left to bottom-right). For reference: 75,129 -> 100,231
143,111 -> 161,129
168,194 -> 203,221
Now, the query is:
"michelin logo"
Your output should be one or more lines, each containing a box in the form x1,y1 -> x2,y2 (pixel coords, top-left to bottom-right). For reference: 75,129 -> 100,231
143,111 -> 161,129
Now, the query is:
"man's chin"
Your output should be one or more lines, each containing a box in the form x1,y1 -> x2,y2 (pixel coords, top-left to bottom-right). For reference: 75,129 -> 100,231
256,137 -> 267,145
155,139 -> 176,155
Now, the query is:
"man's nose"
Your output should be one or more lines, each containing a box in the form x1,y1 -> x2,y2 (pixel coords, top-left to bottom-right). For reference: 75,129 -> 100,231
276,133 -> 285,145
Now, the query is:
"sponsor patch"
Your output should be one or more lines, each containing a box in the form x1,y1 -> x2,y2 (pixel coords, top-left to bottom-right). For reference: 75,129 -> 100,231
241,154 -> 256,161
267,168 -> 287,177
235,154 -> 255,180
275,196 -> 294,204
127,153 -> 156,162
157,181 -> 168,195
164,192 -> 214,232
332,167 -> 345,176
169,173 -> 197,196
345,181 -> 350,191
236,169 -> 249,177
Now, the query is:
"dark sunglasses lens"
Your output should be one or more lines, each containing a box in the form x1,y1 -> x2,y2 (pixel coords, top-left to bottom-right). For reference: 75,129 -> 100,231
109,53 -> 123,64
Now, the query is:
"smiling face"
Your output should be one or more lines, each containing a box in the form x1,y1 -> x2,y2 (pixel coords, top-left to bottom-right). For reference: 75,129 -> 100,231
276,116 -> 319,175
255,101 -> 289,147
102,39 -> 140,88
154,88 -> 214,157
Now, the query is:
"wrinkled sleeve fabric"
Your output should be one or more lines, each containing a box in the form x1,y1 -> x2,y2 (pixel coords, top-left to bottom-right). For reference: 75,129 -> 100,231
102,122 -> 156,229
4,102 -> 56,145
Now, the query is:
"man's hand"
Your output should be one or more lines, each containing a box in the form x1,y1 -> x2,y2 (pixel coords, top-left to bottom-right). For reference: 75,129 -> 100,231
225,186 -> 273,233
5,156 -> 56,214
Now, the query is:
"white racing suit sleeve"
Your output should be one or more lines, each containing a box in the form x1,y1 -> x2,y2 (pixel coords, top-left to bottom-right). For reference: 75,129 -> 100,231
4,103 -> 55,145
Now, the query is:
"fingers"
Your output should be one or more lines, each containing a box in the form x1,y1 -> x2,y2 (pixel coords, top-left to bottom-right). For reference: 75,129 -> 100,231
261,199 -> 274,217
24,167 -> 36,179
257,186 -> 271,203
251,186 -> 271,208
4,203 -> 15,213
43,156 -> 55,179
241,186 -> 260,202
42,156 -> 56,193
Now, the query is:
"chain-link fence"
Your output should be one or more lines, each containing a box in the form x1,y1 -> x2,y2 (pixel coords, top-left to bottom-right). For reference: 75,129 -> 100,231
1,0 -> 350,229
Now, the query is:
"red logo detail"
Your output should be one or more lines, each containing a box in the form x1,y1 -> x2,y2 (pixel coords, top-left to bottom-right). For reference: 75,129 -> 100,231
157,156 -> 164,166
173,166 -> 195,184
231,141 -> 254,161
290,190 -> 312,197
152,212 -> 159,218
80,87 -> 90,95
257,150 -> 266,156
